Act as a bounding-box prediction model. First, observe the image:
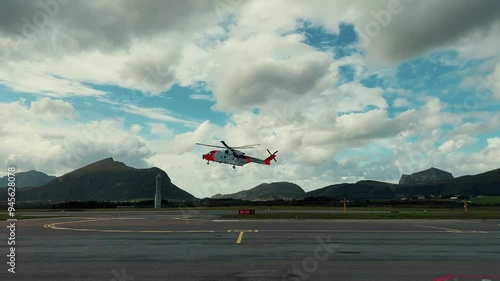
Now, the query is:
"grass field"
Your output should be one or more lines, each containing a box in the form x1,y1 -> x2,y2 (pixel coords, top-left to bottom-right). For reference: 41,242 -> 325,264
5,205 -> 498,220
0,214 -> 57,220
222,209 -> 500,219
13,205 -> 500,212
470,196 -> 500,205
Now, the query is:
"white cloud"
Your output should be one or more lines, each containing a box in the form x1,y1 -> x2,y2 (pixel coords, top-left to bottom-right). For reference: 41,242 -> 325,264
157,120 -> 215,155
189,94 -> 214,101
393,98 -> 409,108
334,82 -> 387,112
352,0 -> 500,63
102,98 -> 200,127
456,22 -> 500,60
492,63 -> 500,99
206,33 -> 336,111
452,111 -> 500,136
30,97 -> 76,120
130,124 -> 142,134
0,62 -> 107,97
1,0 -> 499,197
148,123 -> 171,137
0,99 -> 152,176
438,135 -> 477,154
442,137 -> 500,175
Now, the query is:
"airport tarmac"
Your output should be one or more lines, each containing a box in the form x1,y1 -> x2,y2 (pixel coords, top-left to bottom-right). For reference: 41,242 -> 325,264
1,210 -> 500,281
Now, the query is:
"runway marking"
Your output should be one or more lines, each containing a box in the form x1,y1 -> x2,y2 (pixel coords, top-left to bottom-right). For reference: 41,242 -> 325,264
414,225 -> 488,233
228,230 -> 258,244
414,225 -> 462,233
259,229 -> 448,233
236,231 -> 244,244
43,218 -> 214,233
173,217 -> 211,222
42,218 -> 490,235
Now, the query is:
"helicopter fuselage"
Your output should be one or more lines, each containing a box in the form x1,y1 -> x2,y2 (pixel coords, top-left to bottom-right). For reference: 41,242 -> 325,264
203,149 -> 250,166
197,141 -> 277,168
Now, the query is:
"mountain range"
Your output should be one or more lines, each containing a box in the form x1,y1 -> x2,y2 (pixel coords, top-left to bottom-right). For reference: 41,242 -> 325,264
1,158 -> 498,202
305,168 -> 500,200
8,158 -> 194,202
212,182 -> 305,201
213,167 -> 500,200
399,167 -> 454,184
0,170 -> 55,188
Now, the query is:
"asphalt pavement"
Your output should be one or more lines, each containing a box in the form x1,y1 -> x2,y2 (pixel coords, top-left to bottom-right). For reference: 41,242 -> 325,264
1,210 -> 499,281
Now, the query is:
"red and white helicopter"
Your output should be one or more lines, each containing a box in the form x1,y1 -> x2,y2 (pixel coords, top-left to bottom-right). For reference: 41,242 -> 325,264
196,141 -> 278,169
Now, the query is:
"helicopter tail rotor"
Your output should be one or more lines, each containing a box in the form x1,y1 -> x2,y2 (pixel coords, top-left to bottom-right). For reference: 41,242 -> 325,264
265,149 -> 278,164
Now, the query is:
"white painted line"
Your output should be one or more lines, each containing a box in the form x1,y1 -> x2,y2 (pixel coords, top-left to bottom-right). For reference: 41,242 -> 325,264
414,225 -> 462,233
414,225 -> 488,234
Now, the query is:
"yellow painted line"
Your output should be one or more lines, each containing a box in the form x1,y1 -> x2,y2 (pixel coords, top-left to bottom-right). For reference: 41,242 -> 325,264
236,231 -> 244,244
232,230 -> 258,243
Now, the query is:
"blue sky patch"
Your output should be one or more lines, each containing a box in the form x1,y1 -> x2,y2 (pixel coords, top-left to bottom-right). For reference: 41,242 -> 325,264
296,21 -> 360,59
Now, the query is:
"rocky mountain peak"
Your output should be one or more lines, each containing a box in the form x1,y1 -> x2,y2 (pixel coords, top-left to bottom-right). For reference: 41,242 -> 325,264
399,167 -> 454,185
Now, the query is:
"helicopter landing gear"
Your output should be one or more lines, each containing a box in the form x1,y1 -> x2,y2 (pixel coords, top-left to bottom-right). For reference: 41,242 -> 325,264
207,162 -> 209,165
232,165 -> 235,169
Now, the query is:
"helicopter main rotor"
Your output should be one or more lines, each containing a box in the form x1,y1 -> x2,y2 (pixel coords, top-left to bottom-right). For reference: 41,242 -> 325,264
195,141 -> 260,150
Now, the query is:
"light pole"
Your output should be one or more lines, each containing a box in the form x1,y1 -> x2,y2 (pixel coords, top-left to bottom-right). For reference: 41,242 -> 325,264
342,198 -> 350,215
155,173 -> 162,209
463,199 -> 469,213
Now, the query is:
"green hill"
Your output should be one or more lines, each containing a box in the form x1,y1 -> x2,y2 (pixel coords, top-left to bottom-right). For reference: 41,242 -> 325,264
305,168 -> 500,199
13,158 -> 195,202
212,182 -> 305,201
442,168 -> 500,196
0,170 -> 55,188
399,167 -> 454,184
306,181 -> 395,199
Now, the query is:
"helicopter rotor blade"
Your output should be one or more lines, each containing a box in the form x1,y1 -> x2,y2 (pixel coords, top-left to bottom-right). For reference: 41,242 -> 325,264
220,141 -> 233,150
197,141 -> 261,150
233,144 -> 260,149
234,143 -> 260,148
221,141 -> 260,150
195,143 -> 225,149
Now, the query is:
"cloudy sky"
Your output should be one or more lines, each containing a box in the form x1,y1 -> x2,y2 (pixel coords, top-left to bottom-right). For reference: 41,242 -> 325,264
1,0 -> 499,198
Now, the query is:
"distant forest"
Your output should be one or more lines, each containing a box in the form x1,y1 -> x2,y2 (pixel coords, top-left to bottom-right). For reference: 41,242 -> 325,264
4,196 -> 500,210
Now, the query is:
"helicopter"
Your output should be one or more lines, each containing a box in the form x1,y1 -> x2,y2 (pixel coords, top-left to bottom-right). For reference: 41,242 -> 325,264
196,141 -> 278,169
